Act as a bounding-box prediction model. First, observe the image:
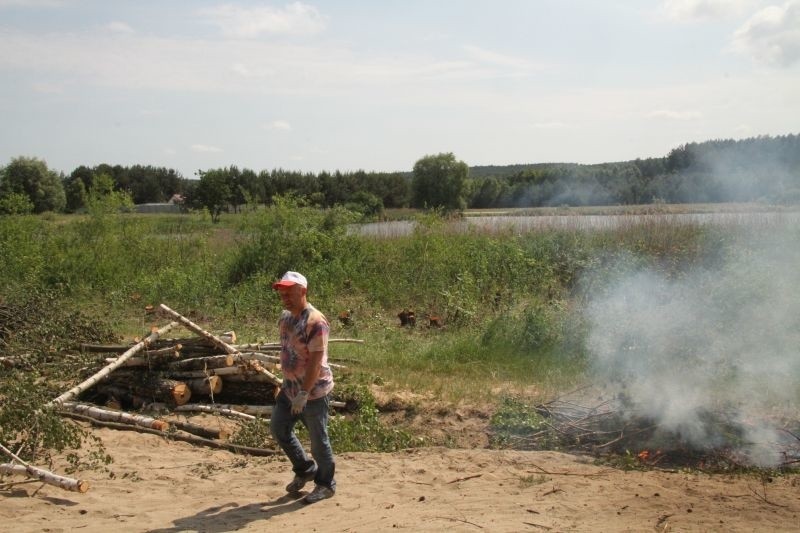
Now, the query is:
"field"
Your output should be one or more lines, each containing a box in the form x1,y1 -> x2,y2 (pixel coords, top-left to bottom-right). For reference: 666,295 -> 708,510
1,202 -> 799,531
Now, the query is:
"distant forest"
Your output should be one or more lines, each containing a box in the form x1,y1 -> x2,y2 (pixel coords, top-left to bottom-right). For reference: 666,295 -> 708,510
2,134 -> 798,216
468,134 -> 800,208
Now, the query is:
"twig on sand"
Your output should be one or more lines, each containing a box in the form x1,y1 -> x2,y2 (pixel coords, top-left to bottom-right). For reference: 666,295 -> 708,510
523,522 -> 552,530
432,516 -> 483,529
526,462 -> 610,477
542,486 -> 563,496
447,473 -> 482,484
749,480 -> 789,508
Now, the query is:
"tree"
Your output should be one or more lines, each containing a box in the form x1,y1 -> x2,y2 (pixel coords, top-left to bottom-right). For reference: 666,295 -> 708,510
63,176 -> 87,213
411,152 -> 468,212
85,173 -> 133,214
0,156 -> 66,213
194,169 -> 233,222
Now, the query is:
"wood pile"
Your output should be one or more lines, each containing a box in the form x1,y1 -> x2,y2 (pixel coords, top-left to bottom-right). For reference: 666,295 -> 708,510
5,304 -> 361,493
69,304 -> 358,411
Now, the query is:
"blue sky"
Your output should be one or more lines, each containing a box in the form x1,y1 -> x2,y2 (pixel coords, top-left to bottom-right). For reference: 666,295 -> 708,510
1,0 -> 798,178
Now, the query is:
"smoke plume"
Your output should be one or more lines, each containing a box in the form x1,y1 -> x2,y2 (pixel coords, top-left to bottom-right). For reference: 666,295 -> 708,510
584,225 -> 800,465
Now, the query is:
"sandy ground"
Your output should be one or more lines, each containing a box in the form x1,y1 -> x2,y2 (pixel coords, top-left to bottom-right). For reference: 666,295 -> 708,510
2,425 -> 799,533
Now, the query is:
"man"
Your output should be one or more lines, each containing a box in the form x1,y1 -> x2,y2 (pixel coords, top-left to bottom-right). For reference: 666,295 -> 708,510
270,271 -> 336,504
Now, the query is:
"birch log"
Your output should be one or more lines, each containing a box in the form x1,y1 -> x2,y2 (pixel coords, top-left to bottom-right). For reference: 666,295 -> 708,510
104,348 -> 181,367
167,354 -> 235,371
173,404 -> 258,420
167,365 -> 246,379
49,321 -> 178,407
159,304 -> 239,354
60,402 -> 170,431
158,304 -> 282,387
0,444 -> 89,493
0,463 -> 89,493
235,351 -> 345,370
186,375 -> 223,396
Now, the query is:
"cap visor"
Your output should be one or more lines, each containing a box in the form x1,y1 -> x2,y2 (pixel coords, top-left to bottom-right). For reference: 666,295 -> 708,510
272,281 -> 298,289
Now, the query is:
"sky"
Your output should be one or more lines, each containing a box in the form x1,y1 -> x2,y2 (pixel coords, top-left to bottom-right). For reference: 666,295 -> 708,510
0,0 -> 799,179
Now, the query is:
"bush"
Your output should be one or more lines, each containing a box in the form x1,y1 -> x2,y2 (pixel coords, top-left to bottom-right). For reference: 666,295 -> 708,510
329,384 -> 416,452
0,193 -> 34,215
0,371 -> 109,468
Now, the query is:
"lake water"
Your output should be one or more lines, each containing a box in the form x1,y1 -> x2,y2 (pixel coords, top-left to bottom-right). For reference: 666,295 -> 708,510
355,211 -> 800,237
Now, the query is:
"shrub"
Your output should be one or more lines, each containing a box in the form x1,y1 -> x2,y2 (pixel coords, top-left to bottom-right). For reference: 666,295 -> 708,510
0,193 -> 34,215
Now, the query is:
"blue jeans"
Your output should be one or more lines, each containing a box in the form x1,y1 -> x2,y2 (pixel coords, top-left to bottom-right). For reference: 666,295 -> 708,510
270,390 -> 336,491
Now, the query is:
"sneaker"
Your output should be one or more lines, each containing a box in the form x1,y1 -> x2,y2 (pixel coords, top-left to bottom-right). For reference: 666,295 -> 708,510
285,472 -> 315,493
303,484 -> 335,504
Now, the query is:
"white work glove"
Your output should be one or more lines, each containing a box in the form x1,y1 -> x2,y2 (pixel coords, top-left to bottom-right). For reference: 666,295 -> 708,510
291,390 -> 309,414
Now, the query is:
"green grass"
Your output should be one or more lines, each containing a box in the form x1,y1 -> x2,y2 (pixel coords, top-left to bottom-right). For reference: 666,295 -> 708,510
2,205 -> 789,432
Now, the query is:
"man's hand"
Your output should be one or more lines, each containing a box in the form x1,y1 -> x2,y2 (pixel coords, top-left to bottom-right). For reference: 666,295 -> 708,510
291,390 -> 309,414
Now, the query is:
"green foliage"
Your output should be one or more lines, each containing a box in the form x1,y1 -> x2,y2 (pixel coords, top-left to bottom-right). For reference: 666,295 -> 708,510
0,215 -> 49,293
329,384 -> 417,452
0,156 -> 65,213
344,190 -> 384,220
488,396 -> 554,448
412,152 -> 468,212
0,192 -> 34,215
481,300 -> 570,352
229,417 -> 272,449
86,173 -> 134,215
63,175 -> 87,213
0,371 -> 87,463
194,168 -> 233,222
227,197 -> 361,293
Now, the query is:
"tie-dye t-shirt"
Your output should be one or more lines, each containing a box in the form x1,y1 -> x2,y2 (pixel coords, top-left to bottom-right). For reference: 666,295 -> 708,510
278,303 -> 334,401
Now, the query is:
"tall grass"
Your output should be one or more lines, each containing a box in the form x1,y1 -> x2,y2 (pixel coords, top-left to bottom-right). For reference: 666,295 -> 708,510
0,205 -> 757,403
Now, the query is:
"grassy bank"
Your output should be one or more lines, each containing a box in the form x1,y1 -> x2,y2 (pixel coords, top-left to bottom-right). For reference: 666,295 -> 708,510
2,201 -> 774,402
4,201 -> 800,465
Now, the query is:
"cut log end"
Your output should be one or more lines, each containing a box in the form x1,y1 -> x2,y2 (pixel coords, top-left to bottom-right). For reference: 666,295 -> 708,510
172,383 -> 192,406
152,420 -> 170,431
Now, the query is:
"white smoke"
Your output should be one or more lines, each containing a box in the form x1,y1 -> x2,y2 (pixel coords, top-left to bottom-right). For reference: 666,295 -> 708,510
584,225 -> 800,465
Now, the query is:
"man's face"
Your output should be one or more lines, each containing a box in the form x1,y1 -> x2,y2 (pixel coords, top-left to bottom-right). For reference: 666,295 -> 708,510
276,284 -> 305,312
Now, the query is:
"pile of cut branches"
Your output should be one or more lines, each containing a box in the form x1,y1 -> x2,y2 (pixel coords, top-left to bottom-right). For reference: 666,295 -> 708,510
489,389 -> 800,471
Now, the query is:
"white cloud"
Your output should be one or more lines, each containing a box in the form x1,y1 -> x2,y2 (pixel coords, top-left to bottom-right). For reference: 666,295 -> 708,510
661,0 -> 754,21
0,28 -> 530,96
268,120 -> 292,130
191,144 -> 222,153
31,81 -> 64,94
529,121 -> 569,129
732,1 -> 800,66
647,109 -> 703,120
163,147 -> 177,155
106,21 -> 135,34
199,2 -> 326,38
0,0 -> 64,7
462,45 -> 535,71
231,63 -> 250,77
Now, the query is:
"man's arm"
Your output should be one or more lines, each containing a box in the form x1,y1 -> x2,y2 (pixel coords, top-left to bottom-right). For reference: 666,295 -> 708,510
302,349 -> 324,393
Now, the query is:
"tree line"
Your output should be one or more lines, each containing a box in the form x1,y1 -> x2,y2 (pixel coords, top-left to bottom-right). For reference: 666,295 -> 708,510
1,134 -> 798,217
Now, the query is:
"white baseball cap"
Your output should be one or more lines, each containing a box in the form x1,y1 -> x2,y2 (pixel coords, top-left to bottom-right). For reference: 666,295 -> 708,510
272,271 -> 308,289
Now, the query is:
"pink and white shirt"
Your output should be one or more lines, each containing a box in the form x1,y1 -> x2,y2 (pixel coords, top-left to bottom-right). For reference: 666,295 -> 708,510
278,303 -> 334,400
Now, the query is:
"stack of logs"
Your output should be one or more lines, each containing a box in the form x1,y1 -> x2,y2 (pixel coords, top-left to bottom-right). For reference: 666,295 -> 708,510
81,333 -> 285,408
78,304 -> 353,411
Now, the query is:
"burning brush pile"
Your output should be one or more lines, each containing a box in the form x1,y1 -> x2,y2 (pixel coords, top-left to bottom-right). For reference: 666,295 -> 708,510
489,388 -> 800,471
